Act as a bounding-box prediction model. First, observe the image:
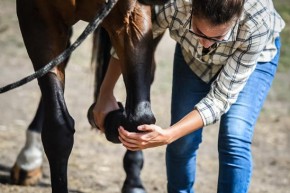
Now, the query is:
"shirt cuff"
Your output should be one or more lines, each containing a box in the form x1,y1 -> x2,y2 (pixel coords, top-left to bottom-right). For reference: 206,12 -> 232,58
195,101 -> 218,126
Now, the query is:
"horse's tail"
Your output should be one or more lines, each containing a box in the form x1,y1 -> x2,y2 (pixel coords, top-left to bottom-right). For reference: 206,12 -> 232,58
91,27 -> 112,101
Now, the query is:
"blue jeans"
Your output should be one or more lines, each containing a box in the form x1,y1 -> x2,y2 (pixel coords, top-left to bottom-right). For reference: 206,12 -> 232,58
166,38 -> 281,193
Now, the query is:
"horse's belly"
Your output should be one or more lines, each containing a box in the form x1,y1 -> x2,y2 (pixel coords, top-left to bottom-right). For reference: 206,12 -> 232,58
47,0 -> 107,24
75,0 -> 107,22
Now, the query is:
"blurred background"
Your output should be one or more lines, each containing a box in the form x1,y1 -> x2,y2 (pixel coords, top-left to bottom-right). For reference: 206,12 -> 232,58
0,0 -> 289,192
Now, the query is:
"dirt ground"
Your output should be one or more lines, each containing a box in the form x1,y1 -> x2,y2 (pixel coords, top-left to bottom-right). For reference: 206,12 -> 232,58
1,1 -> 290,193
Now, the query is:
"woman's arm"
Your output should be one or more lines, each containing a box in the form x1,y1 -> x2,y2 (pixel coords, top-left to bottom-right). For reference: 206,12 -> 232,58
93,57 -> 122,132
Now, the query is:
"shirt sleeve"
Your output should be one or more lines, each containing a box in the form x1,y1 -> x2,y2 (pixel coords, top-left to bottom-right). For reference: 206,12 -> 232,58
195,22 -> 270,126
152,4 -> 173,39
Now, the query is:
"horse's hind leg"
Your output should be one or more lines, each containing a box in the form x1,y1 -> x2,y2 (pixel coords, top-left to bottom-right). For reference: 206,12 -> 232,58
11,26 -> 73,185
17,1 -> 74,192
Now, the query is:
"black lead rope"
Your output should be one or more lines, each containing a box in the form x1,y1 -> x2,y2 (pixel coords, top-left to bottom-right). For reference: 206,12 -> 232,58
0,0 -> 119,94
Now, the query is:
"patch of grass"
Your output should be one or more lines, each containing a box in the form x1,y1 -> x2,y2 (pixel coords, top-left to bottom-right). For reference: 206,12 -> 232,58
274,0 -> 290,72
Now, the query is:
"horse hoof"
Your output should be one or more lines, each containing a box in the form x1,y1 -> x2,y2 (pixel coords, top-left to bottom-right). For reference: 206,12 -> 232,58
87,101 -> 125,143
10,163 -> 42,186
122,187 -> 146,193
103,102 -> 125,143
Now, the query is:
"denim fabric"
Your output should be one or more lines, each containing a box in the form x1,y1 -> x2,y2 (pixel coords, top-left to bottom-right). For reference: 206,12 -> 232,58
166,38 -> 281,193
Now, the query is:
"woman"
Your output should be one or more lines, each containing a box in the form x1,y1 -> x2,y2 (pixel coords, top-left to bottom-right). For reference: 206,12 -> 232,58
94,0 -> 285,192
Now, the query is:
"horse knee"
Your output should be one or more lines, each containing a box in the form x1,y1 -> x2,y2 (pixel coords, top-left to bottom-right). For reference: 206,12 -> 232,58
126,101 -> 156,132
41,113 -> 74,162
136,101 -> 156,124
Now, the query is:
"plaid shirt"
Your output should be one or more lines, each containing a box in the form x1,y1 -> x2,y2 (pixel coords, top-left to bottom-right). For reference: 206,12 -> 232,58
153,0 -> 285,126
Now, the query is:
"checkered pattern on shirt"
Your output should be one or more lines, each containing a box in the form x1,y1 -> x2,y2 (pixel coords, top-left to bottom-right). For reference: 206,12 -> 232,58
153,0 -> 285,125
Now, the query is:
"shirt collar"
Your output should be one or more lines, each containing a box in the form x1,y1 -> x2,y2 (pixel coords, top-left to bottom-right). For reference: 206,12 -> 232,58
221,20 -> 239,42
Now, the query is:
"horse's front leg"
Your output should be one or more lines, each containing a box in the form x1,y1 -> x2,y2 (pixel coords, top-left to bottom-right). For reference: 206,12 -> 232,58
17,1 -> 74,192
121,4 -> 156,129
119,3 -> 155,193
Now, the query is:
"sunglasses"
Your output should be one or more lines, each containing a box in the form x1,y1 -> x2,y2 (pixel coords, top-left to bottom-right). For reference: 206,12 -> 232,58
188,9 -> 234,44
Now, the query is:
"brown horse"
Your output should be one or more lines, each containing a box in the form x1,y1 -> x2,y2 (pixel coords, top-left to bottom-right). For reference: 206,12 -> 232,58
13,0 -> 167,192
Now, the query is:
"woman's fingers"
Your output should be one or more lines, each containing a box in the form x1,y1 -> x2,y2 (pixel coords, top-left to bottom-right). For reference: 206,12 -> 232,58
118,124 -> 168,150
119,126 -> 153,142
119,128 -> 139,143
137,124 -> 155,132
118,136 -> 140,150
118,126 -> 150,150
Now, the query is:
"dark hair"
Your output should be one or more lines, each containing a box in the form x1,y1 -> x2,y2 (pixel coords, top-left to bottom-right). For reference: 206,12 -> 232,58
191,0 -> 245,25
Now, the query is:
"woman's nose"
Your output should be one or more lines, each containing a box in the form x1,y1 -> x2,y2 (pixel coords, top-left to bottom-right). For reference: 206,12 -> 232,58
199,38 -> 215,48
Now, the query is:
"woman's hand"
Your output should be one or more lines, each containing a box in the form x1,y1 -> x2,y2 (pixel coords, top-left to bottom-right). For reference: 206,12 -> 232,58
92,94 -> 119,132
118,110 -> 204,151
118,124 -> 172,151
